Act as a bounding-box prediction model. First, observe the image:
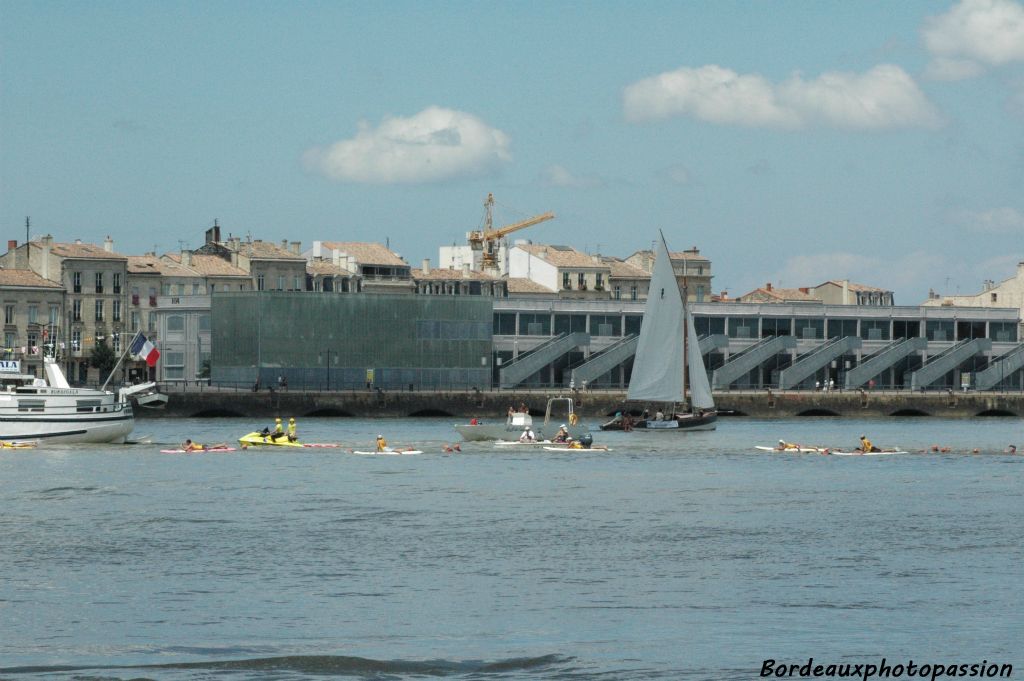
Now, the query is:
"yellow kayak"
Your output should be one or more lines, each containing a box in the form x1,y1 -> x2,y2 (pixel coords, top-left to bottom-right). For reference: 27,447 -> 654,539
1,440 -> 38,449
238,431 -> 305,448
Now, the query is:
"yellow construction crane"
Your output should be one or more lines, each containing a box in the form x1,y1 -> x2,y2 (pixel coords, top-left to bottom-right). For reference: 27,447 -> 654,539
468,193 -> 555,271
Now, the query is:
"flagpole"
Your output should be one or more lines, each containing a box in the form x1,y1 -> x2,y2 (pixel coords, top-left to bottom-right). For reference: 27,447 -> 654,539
101,329 -> 143,392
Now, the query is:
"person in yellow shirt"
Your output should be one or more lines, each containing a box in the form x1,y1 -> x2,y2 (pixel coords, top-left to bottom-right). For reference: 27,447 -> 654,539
376,434 -> 388,452
859,435 -> 880,453
287,417 -> 297,442
272,417 -> 285,441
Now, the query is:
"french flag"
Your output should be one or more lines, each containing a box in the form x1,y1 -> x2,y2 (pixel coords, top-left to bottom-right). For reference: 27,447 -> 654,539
130,332 -> 161,367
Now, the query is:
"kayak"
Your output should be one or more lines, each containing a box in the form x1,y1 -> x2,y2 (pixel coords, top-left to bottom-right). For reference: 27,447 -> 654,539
350,449 -> 422,456
1,440 -> 38,449
495,440 -> 554,447
542,445 -> 611,452
829,450 -> 905,456
160,446 -> 236,453
238,432 -> 305,447
755,445 -> 829,453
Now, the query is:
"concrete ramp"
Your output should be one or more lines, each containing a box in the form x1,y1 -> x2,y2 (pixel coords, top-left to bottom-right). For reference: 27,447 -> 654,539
973,342 -> 1024,390
907,338 -> 992,391
845,337 -> 927,389
778,336 -> 862,389
712,335 -> 797,389
499,332 -> 590,389
568,334 -> 637,386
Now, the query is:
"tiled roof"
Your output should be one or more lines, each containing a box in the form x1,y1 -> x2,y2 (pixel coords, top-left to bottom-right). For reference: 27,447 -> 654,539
415,267 -> 497,281
0,268 -> 63,288
817,280 -> 890,293
42,241 -> 127,260
234,240 -> 305,261
602,257 -> 650,279
739,286 -> 819,302
506,277 -> 557,294
516,244 -> 605,269
127,255 -> 198,277
628,249 -> 709,261
163,253 -> 250,277
306,260 -> 354,276
320,242 -> 407,267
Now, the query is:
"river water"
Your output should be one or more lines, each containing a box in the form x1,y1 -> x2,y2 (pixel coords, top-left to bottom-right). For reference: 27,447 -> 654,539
1,416 -> 1022,680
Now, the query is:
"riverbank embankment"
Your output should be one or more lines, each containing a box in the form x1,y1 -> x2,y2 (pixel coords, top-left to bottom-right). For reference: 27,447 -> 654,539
140,387 -> 1024,419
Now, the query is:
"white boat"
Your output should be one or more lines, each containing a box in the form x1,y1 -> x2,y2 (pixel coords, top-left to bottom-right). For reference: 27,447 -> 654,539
0,357 -> 136,444
121,382 -> 168,409
454,396 -> 586,441
601,231 -> 717,432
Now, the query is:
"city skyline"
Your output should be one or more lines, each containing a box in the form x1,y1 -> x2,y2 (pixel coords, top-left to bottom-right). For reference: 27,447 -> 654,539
2,0 -> 1023,305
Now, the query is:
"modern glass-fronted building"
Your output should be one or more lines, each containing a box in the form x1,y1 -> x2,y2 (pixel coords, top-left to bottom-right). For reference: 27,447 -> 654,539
211,292 -> 493,390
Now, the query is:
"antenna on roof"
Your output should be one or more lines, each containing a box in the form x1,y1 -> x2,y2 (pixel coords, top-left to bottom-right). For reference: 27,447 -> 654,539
26,216 -> 30,244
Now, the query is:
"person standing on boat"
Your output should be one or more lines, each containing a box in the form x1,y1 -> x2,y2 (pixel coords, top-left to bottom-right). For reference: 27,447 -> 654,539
287,417 -> 297,442
272,417 -> 285,441
376,434 -> 388,452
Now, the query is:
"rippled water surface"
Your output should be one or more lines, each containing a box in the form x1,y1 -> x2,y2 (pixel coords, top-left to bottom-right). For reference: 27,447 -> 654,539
1,416 -> 1022,680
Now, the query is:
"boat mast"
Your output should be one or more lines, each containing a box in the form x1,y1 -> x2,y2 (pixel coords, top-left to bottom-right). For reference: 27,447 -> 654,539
682,273 -> 688,413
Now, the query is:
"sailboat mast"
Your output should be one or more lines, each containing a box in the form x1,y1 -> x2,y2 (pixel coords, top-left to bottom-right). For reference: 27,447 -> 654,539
682,274 -> 688,412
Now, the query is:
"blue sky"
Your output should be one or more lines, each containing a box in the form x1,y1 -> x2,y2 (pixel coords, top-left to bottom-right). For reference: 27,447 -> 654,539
2,0 -> 1022,303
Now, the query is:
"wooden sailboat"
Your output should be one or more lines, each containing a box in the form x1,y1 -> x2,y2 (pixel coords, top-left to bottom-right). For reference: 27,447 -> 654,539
601,231 -> 717,431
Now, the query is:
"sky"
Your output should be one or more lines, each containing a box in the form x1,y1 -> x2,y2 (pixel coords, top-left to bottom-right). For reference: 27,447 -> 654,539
2,0 -> 1023,304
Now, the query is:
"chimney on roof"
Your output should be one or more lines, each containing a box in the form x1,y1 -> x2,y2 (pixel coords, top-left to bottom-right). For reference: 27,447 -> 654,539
290,241 -> 301,255
181,249 -> 192,267
7,239 -> 15,252
104,236 -> 114,252
40,235 -> 52,280
422,258 -> 431,276
75,238 -> 83,245
799,287 -> 809,294
766,282 -> 772,291
205,223 -> 221,244
281,239 -> 288,251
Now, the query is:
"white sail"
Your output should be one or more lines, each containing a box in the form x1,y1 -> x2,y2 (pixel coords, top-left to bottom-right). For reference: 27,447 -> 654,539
627,233 -> 685,403
686,309 -> 715,410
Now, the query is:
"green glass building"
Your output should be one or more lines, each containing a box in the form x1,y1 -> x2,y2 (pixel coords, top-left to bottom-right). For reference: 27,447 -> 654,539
211,292 -> 493,390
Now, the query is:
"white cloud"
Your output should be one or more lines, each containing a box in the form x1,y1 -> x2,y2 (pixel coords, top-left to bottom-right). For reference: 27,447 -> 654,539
303,107 -> 511,184
542,164 -> 604,188
623,64 -> 941,130
662,164 -> 692,185
953,207 -> 1024,232
923,0 -> 1024,80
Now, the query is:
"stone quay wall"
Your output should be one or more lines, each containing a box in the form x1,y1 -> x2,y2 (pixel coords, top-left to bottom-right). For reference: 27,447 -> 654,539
141,386 -> 1024,420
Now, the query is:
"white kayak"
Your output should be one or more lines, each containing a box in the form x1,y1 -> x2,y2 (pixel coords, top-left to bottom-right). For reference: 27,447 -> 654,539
755,445 -> 829,453
350,449 -> 423,456
829,450 -> 905,456
495,440 -> 554,447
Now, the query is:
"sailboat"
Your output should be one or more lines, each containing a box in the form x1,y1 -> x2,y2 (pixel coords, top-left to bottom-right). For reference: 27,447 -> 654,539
601,231 -> 717,431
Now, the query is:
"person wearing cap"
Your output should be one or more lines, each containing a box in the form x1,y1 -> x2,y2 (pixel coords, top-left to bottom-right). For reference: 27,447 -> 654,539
553,424 -> 570,443
287,417 -> 298,442
519,427 -> 535,443
776,439 -> 799,450
376,434 -> 388,452
271,417 -> 284,441
859,435 -> 880,453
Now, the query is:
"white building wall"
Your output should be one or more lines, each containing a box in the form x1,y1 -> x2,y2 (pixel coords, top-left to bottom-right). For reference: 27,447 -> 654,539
508,247 -> 558,291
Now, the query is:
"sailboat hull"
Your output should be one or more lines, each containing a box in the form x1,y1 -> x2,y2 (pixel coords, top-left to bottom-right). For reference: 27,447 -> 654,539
600,411 -> 717,431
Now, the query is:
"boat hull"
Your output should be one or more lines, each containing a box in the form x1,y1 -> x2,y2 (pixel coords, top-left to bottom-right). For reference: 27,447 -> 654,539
0,407 -> 134,443
600,411 -> 717,432
455,423 -> 586,442
238,432 -> 304,447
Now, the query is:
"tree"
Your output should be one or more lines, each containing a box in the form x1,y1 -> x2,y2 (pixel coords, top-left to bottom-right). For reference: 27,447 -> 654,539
89,339 -> 117,383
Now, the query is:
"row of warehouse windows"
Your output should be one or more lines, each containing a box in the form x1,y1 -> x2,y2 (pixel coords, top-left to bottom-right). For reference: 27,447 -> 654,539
494,313 -> 1018,343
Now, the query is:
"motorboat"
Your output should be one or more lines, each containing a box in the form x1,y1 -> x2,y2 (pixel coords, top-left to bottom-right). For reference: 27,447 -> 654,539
0,356 -> 135,444
238,431 -> 305,448
121,382 -> 169,409
455,396 -> 587,442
